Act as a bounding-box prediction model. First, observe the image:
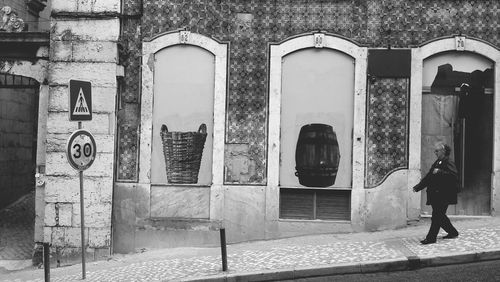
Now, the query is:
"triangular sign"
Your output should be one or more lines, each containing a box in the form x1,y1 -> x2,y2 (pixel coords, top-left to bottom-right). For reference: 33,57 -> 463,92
73,88 -> 90,115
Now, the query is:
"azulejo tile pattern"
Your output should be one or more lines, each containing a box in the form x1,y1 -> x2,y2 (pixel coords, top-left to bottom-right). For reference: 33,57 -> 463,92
117,0 -> 500,183
365,78 -> 409,188
116,118 -> 139,181
117,18 -> 142,181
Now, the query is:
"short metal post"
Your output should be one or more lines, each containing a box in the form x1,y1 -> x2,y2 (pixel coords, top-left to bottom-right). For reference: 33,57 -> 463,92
43,243 -> 50,282
220,228 -> 227,271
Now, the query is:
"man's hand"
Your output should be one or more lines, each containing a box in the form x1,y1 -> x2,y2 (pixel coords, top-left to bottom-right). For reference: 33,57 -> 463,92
432,168 -> 440,174
413,186 -> 419,192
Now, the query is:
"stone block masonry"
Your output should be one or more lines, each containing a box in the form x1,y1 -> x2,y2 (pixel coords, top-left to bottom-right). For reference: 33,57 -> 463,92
44,0 -> 120,263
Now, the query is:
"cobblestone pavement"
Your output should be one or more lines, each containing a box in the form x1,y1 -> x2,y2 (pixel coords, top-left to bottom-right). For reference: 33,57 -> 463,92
403,226 -> 500,257
0,192 -> 34,260
2,218 -> 500,282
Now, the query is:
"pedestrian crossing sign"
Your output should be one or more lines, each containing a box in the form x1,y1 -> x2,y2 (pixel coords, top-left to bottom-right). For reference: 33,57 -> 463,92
69,80 -> 92,121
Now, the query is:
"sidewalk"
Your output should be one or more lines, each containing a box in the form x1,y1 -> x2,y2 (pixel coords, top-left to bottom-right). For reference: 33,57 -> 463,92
2,217 -> 500,282
0,192 -> 35,273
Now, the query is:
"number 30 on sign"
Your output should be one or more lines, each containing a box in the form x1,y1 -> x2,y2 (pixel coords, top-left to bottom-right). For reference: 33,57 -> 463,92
66,129 -> 97,171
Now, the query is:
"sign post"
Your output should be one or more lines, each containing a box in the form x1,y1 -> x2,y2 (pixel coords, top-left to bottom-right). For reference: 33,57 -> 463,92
67,79 -> 94,280
66,129 -> 96,280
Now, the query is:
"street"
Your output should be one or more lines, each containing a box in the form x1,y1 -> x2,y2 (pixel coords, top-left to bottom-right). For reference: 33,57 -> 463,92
291,259 -> 500,282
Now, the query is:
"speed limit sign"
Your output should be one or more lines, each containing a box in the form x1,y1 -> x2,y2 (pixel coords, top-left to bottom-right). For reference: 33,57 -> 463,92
66,129 -> 96,171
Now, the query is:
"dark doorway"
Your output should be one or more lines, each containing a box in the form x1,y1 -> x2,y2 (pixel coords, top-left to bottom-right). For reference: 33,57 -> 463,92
421,55 -> 494,216
0,73 -> 39,209
0,73 -> 39,262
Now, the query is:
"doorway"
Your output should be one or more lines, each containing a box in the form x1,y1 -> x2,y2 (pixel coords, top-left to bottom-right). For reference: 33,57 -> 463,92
0,73 -> 39,261
421,52 -> 494,216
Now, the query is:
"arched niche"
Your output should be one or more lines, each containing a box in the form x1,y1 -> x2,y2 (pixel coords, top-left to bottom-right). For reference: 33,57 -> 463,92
140,31 -> 228,220
409,36 -> 500,217
267,33 -> 367,224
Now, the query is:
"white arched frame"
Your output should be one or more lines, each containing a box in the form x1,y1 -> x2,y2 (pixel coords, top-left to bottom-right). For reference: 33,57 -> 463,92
266,33 -> 368,222
409,37 -> 500,216
140,32 -> 228,219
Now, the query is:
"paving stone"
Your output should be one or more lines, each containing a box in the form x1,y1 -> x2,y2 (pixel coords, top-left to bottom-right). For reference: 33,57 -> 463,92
0,192 -> 35,260
402,227 -> 500,257
3,208 -> 500,282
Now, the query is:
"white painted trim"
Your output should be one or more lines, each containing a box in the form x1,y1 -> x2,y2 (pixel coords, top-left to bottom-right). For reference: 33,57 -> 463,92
266,34 -> 367,226
407,48 -> 424,220
409,37 -> 500,217
140,32 -> 228,221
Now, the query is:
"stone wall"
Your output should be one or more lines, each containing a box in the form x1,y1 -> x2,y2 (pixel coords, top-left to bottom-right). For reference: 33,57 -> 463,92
0,0 -> 47,31
44,0 -> 119,263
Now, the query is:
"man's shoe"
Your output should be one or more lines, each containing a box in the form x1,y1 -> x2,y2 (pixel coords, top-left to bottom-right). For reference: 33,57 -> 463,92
420,239 -> 436,245
443,233 -> 459,239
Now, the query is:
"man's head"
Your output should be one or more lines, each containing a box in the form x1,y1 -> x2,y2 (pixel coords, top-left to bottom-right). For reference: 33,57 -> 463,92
434,142 -> 451,160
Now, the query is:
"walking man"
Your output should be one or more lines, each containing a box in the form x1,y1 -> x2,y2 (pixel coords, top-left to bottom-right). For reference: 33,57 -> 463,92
413,142 -> 460,244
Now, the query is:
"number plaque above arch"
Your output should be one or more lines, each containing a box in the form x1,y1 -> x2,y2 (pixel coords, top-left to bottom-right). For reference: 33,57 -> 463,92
455,36 -> 466,51
179,31 -> 190,44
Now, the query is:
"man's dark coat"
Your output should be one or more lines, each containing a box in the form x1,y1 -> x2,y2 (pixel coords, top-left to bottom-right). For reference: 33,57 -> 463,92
413,157 -> 459,205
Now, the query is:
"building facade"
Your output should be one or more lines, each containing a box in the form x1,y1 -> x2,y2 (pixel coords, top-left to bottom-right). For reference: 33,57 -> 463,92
0,0 -> 48,208
31,0 -> 500,262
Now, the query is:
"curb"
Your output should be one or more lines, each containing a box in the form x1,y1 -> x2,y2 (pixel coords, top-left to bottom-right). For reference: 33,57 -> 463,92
183,248 -> 500,282
419,248 -> 500,267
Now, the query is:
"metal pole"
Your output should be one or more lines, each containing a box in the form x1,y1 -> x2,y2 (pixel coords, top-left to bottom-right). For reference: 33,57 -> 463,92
43,243 -> 50,282
80,170 -> 86,279
461,119 -> 465,189
220,228 -> 227,271
78,121 -> 86,279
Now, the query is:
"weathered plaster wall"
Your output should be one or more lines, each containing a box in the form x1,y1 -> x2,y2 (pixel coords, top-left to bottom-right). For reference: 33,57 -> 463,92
362,170 -> 409,231
113,183 -> 220,253
224,186 -> 266,242
44,0 -> 119,263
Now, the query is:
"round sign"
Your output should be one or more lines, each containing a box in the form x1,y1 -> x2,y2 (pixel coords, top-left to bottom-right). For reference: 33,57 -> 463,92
66,129 -> 96,171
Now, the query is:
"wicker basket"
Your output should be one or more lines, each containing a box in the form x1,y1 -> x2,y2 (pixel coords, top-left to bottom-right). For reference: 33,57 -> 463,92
160,124 -> 207,184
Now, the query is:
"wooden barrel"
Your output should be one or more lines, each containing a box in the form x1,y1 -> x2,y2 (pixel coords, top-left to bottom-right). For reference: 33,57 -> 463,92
295,124 -> 341,187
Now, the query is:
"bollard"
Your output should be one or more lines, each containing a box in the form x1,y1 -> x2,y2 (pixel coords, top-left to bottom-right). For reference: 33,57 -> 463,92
43,243 -> 50,282
220,228 -> 228,271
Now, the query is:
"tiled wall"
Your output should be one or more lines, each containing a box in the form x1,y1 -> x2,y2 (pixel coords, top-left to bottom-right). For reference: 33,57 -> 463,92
117,0 -> 500,185
365,78 -> 409,188
116,19 -> 141,181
